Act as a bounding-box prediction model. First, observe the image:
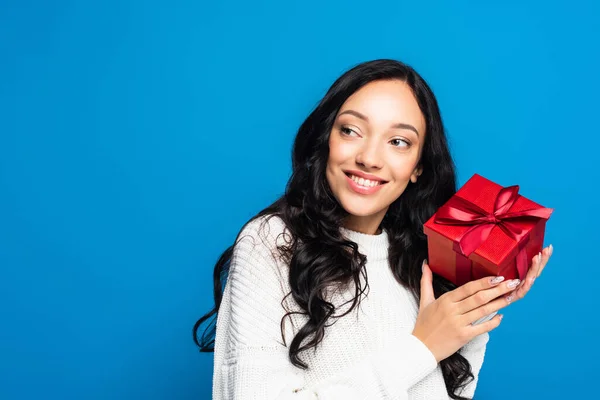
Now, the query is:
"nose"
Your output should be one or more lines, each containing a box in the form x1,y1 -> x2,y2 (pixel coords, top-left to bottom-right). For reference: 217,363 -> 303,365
355,139 -> 383,169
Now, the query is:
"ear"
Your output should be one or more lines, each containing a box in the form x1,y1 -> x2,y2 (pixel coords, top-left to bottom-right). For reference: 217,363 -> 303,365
410,165 -> 423,183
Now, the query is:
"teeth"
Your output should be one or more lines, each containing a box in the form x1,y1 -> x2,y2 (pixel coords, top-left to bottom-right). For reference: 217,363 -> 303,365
350,174 -> 381,187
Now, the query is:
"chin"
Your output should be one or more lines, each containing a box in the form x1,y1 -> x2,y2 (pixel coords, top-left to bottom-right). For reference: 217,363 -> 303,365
338,197 -> 386,218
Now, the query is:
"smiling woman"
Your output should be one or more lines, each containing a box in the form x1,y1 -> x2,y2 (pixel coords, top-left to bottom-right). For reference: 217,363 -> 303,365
193,59 -> 522,400
326,80 -> 425,233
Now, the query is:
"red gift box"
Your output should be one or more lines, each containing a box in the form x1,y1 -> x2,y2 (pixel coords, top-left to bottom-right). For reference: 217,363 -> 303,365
423,174 -> 554,287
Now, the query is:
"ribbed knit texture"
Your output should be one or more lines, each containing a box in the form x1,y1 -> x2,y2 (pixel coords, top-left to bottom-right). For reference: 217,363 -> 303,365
213,215 -> 489,399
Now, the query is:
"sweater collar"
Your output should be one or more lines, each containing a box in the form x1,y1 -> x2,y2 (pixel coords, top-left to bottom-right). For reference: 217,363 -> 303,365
339,226 -> 390,262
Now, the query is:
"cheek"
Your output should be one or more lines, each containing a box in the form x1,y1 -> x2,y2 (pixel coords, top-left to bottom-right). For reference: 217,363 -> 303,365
326,135 -> 339,187
328,135 -> 352,165
386,152 -> 419,180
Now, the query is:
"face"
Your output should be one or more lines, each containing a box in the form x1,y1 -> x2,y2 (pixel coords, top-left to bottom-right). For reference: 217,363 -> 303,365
325,79 -> 426,234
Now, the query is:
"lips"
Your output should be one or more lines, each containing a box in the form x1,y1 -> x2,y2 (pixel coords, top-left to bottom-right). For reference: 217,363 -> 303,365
343,170 -> 388,195
344,170 -> 388,183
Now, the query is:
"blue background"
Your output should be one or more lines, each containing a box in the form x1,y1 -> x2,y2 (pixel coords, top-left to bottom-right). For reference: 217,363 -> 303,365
1,0 -> 598,398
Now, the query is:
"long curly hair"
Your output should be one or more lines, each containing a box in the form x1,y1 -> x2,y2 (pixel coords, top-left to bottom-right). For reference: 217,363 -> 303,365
193,59 -> 473,399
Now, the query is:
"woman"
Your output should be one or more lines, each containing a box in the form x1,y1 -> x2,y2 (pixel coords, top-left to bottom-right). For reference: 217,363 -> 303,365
193,59 -> 552,399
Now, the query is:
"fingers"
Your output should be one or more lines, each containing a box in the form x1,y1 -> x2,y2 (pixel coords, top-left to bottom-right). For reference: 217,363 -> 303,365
527,245 -> 552,282
456,278 -> 521,314
512,252 -> 542,301
537,244 -> 553,278
469,313 -> 504,336
462,245 -> 554,323
508,245 -> 553,303
462,289 -> 514,326
419,260 -> 435,309
447,274 -> 507,303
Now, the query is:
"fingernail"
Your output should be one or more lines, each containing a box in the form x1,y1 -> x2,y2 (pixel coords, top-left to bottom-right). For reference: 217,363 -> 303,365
490,276 -> 505,285
549,244 -> 553,256
499,314 -> 504,321
422,259 -> 427,272
537,252 -> 542,263
506,294 -> 514,303
507,279 -> 520,289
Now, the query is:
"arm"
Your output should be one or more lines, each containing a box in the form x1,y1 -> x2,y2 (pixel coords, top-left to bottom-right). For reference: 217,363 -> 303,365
212,217 -> 438,400
457,332 -> 489,398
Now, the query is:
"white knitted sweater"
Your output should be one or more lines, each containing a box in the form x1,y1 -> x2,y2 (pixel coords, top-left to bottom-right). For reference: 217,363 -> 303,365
212,215 -> 488,399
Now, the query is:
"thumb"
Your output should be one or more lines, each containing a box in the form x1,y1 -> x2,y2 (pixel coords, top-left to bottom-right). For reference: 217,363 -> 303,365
419,260 -> 435,309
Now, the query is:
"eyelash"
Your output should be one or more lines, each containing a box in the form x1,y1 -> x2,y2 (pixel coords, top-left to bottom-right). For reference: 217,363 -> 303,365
340,127 -> 411,148
340,127 -> 358,136
390,138 -> 411,148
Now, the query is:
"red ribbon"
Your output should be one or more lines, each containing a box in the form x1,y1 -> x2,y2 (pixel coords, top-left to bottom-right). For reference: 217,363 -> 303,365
434,185 -> 553,281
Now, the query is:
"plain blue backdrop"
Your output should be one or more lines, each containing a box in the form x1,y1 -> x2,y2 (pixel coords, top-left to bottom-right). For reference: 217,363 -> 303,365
1,0 -> 598,399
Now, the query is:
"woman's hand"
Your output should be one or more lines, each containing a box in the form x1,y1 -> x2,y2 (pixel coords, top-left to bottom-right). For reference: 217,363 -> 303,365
504,244 -> 553,304
412,245 -> 553,363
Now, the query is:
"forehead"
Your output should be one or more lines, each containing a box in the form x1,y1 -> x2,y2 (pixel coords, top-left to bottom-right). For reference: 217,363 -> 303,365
339,80 -> 425,130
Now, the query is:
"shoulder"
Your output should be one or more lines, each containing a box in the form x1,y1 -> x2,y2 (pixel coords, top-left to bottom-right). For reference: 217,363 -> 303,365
228,215 -> 293,289
227,215 -> 294,314
221,215 -> 296,348
234,214 -> 292,262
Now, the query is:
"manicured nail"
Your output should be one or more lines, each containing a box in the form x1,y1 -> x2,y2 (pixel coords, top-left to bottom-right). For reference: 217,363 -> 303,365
538,252 -> 542,263
422,259 -> 427,272
499,314 -> 504,321
507,279 -> 520,289
549,244 -> 553,256
506,294 -> 514,303
490,276 -> 505,285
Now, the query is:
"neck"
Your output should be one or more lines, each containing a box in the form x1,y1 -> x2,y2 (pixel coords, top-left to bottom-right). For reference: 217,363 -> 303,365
343,210 -> 387,235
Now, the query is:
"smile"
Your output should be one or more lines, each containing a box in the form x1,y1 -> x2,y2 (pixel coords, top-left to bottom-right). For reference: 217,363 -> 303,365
347,173 -> 382,187
344,172 -> 388,195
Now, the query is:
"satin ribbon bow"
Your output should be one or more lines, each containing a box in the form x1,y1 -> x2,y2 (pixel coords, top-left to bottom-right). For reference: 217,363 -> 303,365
434,185 -> 553,277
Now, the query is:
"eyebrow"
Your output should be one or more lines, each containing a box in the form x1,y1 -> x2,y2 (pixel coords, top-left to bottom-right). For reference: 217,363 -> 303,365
338,109 -> 420,136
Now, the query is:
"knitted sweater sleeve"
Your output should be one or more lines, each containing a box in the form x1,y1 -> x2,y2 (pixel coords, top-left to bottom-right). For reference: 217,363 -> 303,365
456,331 -> 489,398
212,217 -> 438,400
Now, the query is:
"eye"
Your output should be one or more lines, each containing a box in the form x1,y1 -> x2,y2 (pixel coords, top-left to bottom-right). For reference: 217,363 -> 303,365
390,138 -> 410,148
340,126 -> 359,137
